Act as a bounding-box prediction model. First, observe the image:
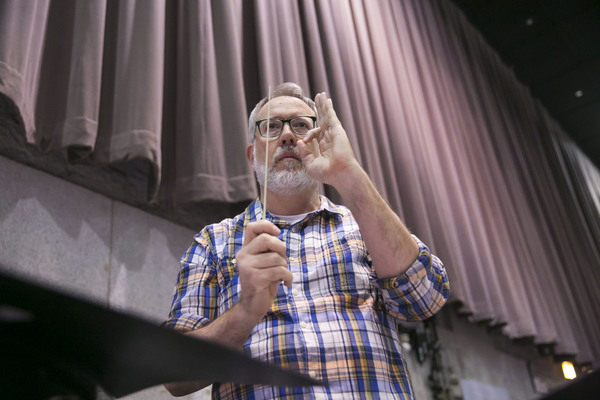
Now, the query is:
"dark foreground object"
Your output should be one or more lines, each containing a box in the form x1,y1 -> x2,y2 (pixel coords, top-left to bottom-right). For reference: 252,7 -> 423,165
539,368 -> 599,400
0,269 -> 322,399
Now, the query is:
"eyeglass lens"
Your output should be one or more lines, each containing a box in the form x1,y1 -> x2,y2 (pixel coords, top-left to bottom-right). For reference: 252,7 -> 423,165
259,117 -> 314,137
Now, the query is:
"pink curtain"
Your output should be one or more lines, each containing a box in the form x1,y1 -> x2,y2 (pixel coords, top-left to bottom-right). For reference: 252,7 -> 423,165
1,0 -> 598,365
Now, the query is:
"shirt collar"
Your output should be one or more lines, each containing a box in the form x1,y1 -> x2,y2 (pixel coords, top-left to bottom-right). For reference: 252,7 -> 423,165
247,195 -> 344,223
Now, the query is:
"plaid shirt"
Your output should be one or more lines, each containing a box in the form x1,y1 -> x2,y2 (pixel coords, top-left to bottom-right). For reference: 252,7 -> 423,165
164,196 -> 449,399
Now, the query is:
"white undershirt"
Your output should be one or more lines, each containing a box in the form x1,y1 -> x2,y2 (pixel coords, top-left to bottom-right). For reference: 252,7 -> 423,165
271,212 -> 309,225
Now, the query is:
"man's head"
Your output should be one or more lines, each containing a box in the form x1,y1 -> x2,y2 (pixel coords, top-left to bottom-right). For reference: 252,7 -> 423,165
246,83 -> 319,195
247,82 -> 317,145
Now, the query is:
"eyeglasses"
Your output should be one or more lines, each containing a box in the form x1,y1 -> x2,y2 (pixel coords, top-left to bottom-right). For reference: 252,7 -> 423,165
255,116 -> 317,139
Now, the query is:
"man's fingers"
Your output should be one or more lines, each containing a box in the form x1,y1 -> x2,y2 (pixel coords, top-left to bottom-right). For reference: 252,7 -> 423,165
316,93 -> 331,118
243,252 -> 288,270
242,263 -> 293,294
302,127 -> 321,143
298,130 -> 322,162
321,99 -> 340,128
243,220 -> 281,245
243,232 -> 287,258
282,275 -> 293,288
253,266 -> 293,288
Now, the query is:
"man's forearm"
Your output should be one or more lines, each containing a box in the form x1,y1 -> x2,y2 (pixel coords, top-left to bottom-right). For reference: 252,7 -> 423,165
335,164 -> 419,278
184,302 -> 260,349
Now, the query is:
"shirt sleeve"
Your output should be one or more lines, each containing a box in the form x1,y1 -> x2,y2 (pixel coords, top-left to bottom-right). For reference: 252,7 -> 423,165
161,228 -> 220,331
374,235 -> 450,321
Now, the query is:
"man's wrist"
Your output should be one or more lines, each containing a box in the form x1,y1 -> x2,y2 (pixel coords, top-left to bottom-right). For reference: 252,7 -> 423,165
331,162 -> 368,200
187,303 -> 261,351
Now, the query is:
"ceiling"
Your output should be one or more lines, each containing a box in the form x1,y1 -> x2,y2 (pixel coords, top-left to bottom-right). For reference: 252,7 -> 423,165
450,0 -> 600,168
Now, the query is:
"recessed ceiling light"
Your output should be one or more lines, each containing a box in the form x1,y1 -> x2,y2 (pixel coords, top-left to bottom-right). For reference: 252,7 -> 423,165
575,90 -> 583,98
525,18 -> 534,26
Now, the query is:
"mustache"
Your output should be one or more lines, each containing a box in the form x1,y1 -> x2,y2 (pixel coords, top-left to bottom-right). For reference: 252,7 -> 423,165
273,145 -> 301,162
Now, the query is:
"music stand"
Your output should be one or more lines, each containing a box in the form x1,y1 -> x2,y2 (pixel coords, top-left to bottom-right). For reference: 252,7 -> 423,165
0,269 -> 322,399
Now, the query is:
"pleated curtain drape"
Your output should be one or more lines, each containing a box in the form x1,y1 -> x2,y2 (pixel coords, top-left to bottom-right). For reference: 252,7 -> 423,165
1,0 -> 599,365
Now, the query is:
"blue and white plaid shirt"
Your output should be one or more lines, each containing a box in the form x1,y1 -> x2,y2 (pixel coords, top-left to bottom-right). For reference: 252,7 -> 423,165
164,196 -> 449,399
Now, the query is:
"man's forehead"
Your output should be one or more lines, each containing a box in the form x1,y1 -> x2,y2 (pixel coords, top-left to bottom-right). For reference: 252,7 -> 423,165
256,96 -> 314,120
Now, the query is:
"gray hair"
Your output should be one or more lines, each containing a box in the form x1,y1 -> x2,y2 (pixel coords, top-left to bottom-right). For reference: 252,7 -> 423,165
247,82 -> 317,144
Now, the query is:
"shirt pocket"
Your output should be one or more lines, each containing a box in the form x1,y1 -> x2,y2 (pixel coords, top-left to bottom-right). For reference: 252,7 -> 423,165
328,231 -> 374,293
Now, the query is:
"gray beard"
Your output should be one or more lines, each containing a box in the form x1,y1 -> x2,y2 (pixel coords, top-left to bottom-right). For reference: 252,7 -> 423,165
253,145 -> 318,195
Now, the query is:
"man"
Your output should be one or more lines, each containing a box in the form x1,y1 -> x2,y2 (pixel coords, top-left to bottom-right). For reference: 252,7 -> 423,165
163,82 -> 449,399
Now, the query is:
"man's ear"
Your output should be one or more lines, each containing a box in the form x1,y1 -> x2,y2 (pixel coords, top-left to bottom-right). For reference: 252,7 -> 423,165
246,144 -> 254,165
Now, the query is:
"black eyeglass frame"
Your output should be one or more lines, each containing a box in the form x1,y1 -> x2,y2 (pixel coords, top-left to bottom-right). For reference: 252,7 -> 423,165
255,116 -> 318,139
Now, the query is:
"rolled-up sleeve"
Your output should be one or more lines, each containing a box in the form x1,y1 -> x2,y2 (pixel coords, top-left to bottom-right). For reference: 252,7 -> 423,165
162,229 -> 219,331
375,235 -> 449,321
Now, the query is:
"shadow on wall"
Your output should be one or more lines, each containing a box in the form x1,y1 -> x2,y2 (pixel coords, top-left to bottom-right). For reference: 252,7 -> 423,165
0,152 -> 199,276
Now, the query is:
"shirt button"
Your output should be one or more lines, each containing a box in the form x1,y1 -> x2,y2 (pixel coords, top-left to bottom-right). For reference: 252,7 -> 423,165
308,370 -> 317,379
300,321 -> 308,329
292,288 -> 300,296
289,256 -> 296,262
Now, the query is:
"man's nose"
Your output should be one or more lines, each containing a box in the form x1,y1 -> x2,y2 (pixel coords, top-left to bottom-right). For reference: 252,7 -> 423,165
279,122 -> 295,146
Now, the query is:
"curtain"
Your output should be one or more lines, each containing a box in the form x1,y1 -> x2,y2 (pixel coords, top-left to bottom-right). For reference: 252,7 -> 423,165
1,0 -> 598,365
